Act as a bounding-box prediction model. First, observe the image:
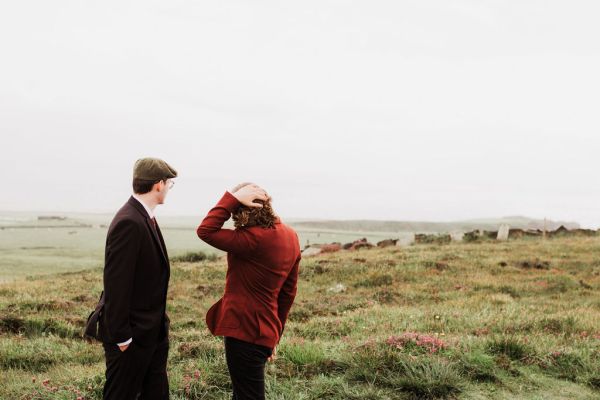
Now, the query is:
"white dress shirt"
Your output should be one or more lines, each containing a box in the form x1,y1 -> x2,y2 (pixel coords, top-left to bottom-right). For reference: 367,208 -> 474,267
132,194 -> 155,219
116,195 -> 156,347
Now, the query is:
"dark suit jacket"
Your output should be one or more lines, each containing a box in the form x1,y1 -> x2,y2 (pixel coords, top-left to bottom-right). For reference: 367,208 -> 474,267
99,196 -> 171,347
197,191 -> 301,349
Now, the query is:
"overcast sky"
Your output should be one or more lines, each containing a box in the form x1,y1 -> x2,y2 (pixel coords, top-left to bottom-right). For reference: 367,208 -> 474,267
1,1 -> 599,227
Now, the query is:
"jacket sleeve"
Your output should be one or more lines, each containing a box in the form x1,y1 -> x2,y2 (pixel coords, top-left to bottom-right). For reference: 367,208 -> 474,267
277,253 -> 300,339
196,191 -> 259,255
103,218 -> 140,343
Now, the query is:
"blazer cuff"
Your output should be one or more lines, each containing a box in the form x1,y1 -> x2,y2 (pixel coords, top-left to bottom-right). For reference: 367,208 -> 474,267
117,337 -> 132,346
221,191 -> 242,212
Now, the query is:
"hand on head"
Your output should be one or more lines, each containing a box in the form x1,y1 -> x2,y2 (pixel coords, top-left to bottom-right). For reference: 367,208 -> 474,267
230,183 -> 270,208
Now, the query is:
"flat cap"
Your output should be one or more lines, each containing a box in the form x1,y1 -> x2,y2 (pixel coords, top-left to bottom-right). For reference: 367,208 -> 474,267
133,158 -> 178,181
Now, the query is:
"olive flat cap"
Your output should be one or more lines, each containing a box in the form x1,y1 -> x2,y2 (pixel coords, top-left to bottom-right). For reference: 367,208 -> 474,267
133,158 -> 178,181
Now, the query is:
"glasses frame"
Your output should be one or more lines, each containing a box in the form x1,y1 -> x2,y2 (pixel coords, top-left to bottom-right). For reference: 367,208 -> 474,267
156,179 -> 175,189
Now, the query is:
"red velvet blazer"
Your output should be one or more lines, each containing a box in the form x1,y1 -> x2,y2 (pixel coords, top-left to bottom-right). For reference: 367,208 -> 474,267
197,191 -> 301,349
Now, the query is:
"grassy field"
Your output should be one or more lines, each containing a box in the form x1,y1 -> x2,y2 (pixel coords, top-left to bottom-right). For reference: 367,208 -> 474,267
0,235 -> 599,399
0,212 -> 402,282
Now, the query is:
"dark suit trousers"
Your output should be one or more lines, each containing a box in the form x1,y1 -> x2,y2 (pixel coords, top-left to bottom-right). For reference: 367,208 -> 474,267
224,337 -> 273,400
103,335 -> 169,400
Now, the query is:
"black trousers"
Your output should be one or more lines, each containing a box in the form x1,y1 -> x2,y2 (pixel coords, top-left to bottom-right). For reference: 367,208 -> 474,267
224,337 -> 273,400
103,336 -> 169,400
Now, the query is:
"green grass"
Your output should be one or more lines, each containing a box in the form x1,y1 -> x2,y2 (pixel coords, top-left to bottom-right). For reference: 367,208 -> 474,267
1,236 -> 599,398
0,212 -> 399,282
170,251 -> 219,263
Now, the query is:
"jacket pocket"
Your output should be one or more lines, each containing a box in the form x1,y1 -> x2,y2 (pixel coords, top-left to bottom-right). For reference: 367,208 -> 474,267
256,311 -> 271,339
255,311 -> 262,338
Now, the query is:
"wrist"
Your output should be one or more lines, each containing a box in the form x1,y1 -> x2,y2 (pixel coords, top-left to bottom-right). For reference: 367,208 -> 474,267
222,191 -> 242,212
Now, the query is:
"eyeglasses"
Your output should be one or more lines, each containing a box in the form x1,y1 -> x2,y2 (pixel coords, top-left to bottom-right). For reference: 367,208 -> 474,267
162,179 -> 175,189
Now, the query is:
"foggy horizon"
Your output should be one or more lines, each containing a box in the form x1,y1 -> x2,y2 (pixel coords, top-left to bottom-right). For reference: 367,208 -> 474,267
0,206 -> 591,230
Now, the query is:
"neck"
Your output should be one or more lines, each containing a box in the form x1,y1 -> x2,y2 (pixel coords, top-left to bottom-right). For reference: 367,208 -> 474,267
134,193 -> 158,212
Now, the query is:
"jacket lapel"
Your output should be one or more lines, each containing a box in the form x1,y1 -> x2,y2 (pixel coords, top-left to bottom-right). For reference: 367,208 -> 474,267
145,218 -> 169,265
155,223 -> 170,265
127,196 -> 169,265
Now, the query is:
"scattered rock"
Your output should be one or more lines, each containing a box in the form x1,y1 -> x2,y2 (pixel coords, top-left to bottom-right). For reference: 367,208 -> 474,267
328,283 -> 347,293
320,243 -> 342,253
497,224 -> 510,241
548,226 -> 597,237
509,229 -> 543,239
301,247 -> 323,257
462,231 -> 481,242
483,230 -> 498,239
377,239 -> 399,248
345,238 -> 374,250
352,242 -> 374,250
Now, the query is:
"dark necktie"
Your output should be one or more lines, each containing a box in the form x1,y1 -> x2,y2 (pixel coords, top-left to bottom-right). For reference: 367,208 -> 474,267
150,218 -> 160,237
150,217 -> 166,257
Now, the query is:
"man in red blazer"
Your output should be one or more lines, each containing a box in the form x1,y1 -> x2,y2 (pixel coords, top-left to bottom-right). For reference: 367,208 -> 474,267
197,183 -> 301,400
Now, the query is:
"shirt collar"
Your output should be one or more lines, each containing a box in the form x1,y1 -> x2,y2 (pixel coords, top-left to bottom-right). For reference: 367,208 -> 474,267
132,194 -> 155,219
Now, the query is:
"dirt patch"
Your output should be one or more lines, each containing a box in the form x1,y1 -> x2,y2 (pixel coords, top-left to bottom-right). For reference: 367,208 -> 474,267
517,259 -> 550,270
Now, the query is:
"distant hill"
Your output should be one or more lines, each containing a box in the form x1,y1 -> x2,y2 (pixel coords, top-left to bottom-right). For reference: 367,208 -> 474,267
0,212 -> 581,234
290,216 -> 579,233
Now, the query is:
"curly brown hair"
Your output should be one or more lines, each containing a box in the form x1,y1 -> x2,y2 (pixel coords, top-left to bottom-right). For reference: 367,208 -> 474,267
232,199 -> 277,229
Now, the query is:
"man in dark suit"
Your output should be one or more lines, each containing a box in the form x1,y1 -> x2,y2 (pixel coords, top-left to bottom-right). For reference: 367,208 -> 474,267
99,157 -> 177,400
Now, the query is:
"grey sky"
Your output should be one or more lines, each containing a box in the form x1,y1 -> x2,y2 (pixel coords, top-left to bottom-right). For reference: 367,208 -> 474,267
1,1 -> 599,227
